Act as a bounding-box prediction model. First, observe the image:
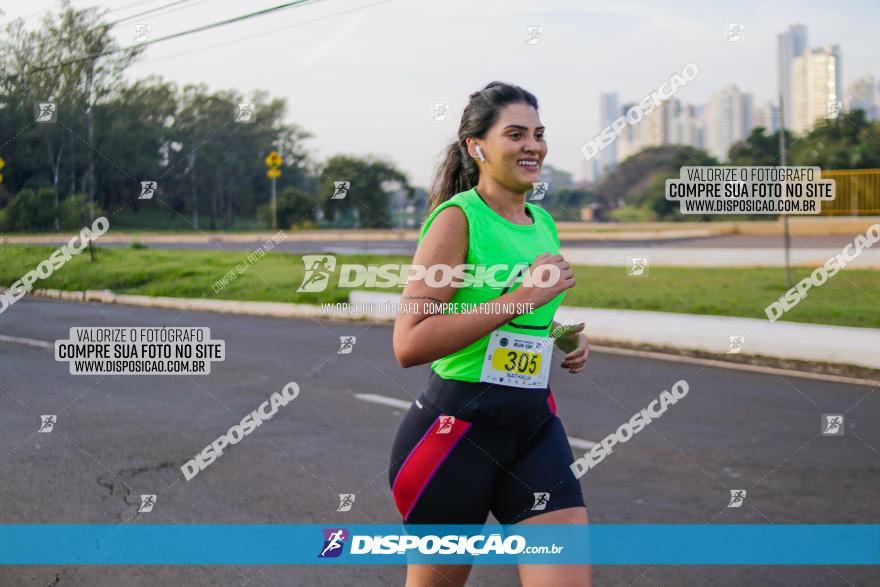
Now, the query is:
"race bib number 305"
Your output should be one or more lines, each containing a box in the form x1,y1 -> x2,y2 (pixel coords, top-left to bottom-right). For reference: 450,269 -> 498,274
479,330 -> 551,389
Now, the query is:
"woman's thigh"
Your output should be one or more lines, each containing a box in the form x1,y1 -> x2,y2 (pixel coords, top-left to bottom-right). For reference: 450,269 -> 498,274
403,563 -> 473,587
516,506 -> 591,587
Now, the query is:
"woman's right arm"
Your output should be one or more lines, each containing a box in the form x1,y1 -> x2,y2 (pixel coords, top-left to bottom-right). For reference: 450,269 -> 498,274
392,206 -> 574,368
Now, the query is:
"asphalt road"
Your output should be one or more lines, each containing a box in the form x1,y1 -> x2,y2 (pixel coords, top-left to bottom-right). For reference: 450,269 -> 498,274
0,298 -> 877,586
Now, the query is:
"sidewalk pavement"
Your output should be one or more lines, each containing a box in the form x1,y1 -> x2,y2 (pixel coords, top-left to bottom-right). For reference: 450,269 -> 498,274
558,247 -> 880,268
24,288 -> 880,371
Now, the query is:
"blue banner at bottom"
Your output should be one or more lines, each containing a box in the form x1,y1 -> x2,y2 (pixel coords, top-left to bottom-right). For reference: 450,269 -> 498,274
0,524 -> 877,565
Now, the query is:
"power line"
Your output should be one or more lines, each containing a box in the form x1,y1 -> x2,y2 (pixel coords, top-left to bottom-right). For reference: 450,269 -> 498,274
142,0 -> 384,66
19,0 -> 320,75
110,0 -> 201,26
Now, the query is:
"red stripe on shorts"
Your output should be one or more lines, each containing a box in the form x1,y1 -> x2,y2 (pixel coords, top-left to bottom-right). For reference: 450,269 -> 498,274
392,414 -> 471,521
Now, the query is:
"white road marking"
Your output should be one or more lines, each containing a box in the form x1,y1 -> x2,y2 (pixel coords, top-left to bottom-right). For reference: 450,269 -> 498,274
354,393 -> 598,449
0,334 -> 53,350
590,344 -> 880,388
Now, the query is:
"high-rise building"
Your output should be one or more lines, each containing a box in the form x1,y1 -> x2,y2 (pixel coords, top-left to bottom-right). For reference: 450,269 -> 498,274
640,99 -> 672,147
704,85 -> 753,161
848,75 -> 878,120
616,102 -> 640,163
777,24 -> 808,125
668,100 -> 704,149
753,101 -> 781,134
791,45 -> 842,134
598,92 -> 620,176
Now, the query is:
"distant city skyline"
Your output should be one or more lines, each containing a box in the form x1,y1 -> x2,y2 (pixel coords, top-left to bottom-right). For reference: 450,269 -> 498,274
3,0 -> 879,188
586,21 -> 877,182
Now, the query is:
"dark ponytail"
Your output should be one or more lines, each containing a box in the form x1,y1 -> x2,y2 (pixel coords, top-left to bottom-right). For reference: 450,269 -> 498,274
426,81 -> 539,214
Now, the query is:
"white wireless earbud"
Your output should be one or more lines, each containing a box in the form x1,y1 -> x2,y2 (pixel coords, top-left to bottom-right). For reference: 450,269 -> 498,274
475,145 -> 485,161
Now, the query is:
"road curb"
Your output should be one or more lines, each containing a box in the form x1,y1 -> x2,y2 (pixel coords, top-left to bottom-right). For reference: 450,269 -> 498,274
22,288 -> 880,370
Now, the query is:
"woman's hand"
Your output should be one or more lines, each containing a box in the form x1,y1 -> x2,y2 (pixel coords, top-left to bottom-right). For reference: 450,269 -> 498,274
554,322 -> 589,373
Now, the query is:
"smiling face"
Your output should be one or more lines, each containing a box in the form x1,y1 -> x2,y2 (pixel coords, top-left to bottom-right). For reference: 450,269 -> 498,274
469,102 -> 547,193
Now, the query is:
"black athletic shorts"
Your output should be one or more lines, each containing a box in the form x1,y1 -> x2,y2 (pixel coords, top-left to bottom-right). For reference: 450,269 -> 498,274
388,370 -> 585,525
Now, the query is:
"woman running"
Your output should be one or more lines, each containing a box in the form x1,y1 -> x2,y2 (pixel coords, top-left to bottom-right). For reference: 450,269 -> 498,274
388,81 -> 591,587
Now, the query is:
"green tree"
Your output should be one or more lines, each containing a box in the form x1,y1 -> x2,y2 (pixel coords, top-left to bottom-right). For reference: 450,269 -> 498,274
318,155 -> 411,228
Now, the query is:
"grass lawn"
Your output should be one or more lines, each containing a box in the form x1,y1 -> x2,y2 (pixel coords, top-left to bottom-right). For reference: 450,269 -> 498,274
1,245 -> 877,329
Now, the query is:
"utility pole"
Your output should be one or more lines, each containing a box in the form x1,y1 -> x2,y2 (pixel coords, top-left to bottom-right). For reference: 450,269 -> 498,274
84,26 -> 109,262
189,150 -> 198,229
779,93 -> 792,289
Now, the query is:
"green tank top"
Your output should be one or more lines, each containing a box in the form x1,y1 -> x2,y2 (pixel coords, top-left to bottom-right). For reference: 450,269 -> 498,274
416,187 -> 566,382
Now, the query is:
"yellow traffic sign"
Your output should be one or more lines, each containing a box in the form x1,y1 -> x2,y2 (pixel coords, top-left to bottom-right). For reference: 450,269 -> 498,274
267,168 -> 282,178
0,157 -> 5,170
264,151 -> 283,168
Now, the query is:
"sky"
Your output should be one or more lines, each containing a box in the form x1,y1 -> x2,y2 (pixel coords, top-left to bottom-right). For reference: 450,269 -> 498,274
2,0 -> 879,188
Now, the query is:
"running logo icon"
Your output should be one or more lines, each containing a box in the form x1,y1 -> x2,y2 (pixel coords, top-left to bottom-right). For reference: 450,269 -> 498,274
318,528 -> 348,558
139,181 -> 157,200
531,492 -> 550,510
821,414 -> 844,436
825,101 -> 843,120
38,415 -> 57,433
529,182 -> 548,201
727,489 -> 746,508
436,415 -> 455,434
524,26 -> 543,45
727,336 -> 744,353
727,23 -> 744,42
133,24 -> 151,42
35,102 -> 57,123
337,494 -> 355,512
297,255 -> 336,292
331,181 -> 350,200
235,103 -> 255,123
430,103 -> 450,122
337,336 -> 356,354
628,257 -> 649,277
138,494 -> 156,513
